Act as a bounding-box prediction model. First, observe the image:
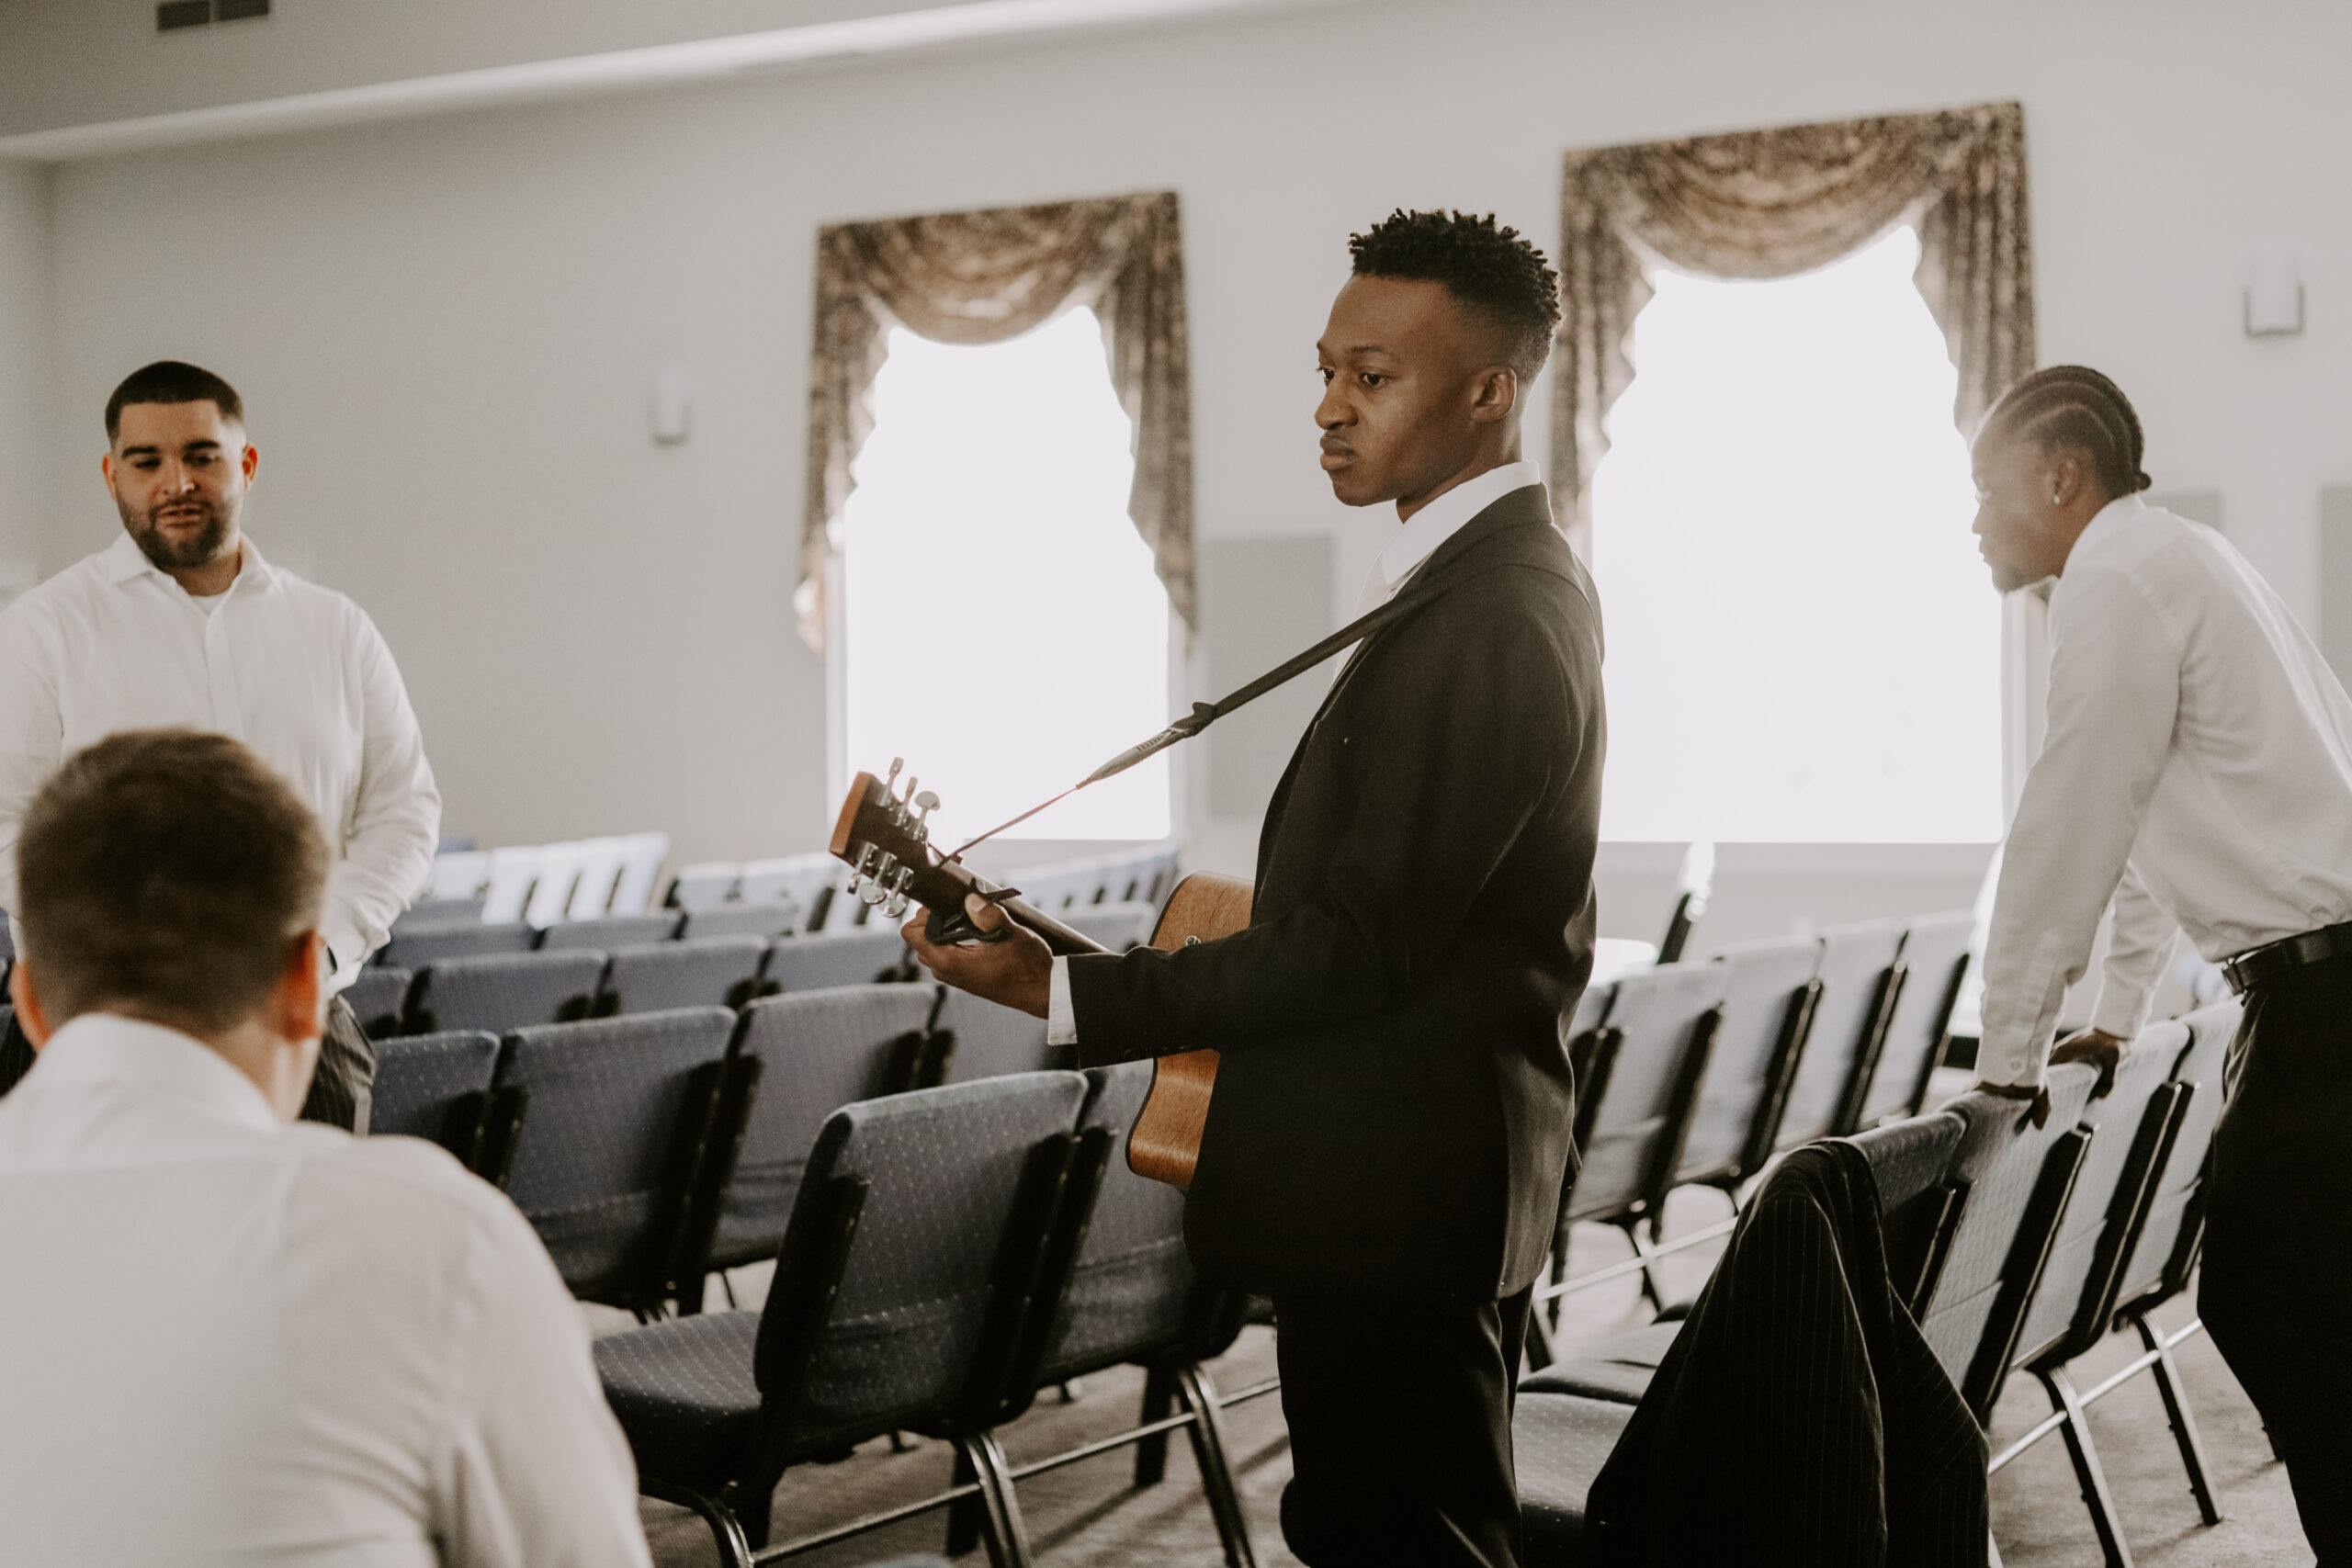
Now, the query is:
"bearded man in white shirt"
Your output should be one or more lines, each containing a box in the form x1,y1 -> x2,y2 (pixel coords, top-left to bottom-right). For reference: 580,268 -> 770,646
0,728 -> 650,1565
1970,365 -> 2352,1559
0,359 -> 441,1131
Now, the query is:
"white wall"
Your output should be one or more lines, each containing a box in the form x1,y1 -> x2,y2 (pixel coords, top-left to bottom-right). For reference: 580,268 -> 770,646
0,161 -> 51,579
22,0 -> 2352,936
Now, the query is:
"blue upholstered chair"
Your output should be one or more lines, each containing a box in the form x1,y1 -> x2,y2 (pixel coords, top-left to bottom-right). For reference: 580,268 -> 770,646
594,1072 -> 1091,1565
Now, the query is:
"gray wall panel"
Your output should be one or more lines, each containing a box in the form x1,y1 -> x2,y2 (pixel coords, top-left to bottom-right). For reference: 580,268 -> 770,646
1198,536 -> 1333,820
2323,488 -> 2352,691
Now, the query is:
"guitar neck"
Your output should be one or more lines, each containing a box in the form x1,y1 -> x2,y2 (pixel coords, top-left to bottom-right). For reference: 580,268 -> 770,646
1000,896 -> 1110,957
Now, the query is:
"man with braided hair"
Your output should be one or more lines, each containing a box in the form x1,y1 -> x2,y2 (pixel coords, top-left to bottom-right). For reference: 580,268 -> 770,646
911,210 -> 1602,1567
1970,364 -> 2352,1555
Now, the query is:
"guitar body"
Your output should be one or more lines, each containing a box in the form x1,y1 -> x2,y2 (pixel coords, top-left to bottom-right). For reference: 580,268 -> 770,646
1125,872 -> 1253,1190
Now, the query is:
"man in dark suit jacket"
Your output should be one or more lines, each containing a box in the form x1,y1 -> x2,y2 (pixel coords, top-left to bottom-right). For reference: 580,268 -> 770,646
909,209 -> 1604,1568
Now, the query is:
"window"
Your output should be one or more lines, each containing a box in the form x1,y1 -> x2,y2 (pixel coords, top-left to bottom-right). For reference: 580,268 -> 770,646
840,307 -> 1171,843
1593,225 -> 2002,843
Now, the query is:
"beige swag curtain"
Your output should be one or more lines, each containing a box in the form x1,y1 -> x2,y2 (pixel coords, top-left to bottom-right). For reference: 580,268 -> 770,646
1554,101 -> 2034,536
799,191 -> 1193,651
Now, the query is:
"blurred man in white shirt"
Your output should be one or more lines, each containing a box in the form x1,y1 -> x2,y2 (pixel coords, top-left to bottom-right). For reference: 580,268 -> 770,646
0,360 -> 441,1129
0,728 -> 649,1566
1970,365 -> 2352,1558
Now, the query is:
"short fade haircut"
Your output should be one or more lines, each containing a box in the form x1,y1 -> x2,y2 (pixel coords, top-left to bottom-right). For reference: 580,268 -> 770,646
105,360 -> 245,446
17,730 -> 326,1034
1984,365 -> 2154,501
1349,209 -> 1564,380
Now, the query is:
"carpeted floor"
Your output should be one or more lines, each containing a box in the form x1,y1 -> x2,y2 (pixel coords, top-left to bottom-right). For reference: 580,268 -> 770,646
616,1187 -> 2310,1568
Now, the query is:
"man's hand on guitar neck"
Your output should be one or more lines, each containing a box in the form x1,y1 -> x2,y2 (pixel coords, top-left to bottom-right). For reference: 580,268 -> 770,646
903,894 -> 1055,1019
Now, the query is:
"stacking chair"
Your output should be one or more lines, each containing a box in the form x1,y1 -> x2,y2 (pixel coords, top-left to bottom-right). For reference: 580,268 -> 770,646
669,862 -> 742,911
1541,963 -> 1726,1322
593,1072 -> 1091,1565
523,841 -> 590,930
1912,1066 -> 2102,1412
683,901 -> 802,942
492,1007 -> 737,1313
569,837 -> 629,921
1514,1111 -> 1970,1564
1771,921 -> 1903,1149
739,853 -> 842,919
541,911 -> 683,950
598,936 -> 767,1014
760,929 -> 916,993
404,950 -> 605,1035
958,1063 -> 1261,1567
1521,1110 -> 1971,1406
2076,998 -> 2242,1529
342,964 -> 412,1038
367,1030 -> 503,1170
393,895 -> 487,931
1982,1025 -> 2192,1567
685,985 -> 947,1292
481,845 -> 543,923
424,848 -> 491,903
611,831 -> 673,916
377,919 -> 536,970
1849,910 -> 1975,1132
1063,902 -> 1159,953
1668,939 -> 1824,1200
936,986 -> 1056,1082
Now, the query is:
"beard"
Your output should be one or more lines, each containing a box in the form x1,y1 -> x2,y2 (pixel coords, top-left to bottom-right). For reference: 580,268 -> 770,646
121,492 -> 232,571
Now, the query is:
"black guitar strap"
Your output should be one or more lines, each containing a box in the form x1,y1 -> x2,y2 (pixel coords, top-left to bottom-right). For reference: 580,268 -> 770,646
947,521 -> 1575,858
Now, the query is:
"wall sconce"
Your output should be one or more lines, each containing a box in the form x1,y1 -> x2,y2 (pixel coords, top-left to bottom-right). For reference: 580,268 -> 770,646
650,369 -> 693,445
2246,243 -> 2304,337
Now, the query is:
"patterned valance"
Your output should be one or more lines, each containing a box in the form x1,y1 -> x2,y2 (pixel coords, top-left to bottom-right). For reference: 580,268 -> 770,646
800,191 -> 1192,650
1554,102 -> 2034,538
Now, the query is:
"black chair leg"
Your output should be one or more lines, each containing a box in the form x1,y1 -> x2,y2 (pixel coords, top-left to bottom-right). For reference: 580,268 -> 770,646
1135,1364 -> 1175,1486
640,1478 -> 753,1568
1177,1363 -> 1259,1568
947,1442 -> 986,1557
2132,1309 -> 2222,1525
1623,1220 -> 1668,1313
2036,1366 -> 2133,1568
960,1431 -> 1035,1568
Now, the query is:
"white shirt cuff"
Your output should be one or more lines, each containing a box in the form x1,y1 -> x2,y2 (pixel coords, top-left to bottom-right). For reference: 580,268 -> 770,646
2088,981 -> 2154,1042
1047,956 -> 1079,1047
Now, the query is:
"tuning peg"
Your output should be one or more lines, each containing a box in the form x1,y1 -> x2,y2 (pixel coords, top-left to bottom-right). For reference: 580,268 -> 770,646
883,892 -> 909,919
885,758 -> 903,792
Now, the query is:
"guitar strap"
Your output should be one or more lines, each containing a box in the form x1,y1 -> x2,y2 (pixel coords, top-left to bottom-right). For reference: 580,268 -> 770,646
948,519 -> 1576,858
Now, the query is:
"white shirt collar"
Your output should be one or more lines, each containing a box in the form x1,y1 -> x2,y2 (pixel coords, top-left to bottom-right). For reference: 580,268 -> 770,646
101,530 -> 277,596
2062,492 -> 2148,575
1359,460 -> 1544,614
22,1012 -> 279,1134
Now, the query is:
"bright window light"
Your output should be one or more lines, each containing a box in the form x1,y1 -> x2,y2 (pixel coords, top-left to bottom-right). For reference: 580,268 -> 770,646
842,308 -> 1170,843
1593,225 -> 2001,843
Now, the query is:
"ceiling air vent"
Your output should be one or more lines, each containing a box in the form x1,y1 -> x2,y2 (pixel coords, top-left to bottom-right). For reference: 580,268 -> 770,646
156,0 -> 270,31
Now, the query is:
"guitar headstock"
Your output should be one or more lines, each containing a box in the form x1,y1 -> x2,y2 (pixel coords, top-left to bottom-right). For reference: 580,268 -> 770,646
829,760 -> 988,927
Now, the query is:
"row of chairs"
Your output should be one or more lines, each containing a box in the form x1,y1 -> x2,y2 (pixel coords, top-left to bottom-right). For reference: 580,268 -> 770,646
1538,909 -> 1977,1329
378,903 -> 806,975
367,998 -> 1261,1567
420,832 -> 674,928
351,907 -> 1164,1041
1512,998 -> 2241,1567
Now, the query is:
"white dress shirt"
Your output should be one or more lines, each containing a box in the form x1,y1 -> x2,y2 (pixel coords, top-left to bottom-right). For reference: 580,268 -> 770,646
1046,461 -> 1546,1043
0,1013 -> 652,1567
0,534 -> 440,981
1980,496 -> 2352,1085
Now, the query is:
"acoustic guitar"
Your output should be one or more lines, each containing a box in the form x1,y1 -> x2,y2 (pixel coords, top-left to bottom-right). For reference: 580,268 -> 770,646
831,765 -> 1250,1189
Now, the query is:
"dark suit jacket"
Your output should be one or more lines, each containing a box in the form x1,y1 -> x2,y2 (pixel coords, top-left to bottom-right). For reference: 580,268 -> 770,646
1069,482 -> 1604,1298
1584,1141 -> 1989,1566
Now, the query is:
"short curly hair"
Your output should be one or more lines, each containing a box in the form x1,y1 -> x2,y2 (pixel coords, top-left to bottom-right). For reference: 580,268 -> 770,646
1349,209 -> 1563,379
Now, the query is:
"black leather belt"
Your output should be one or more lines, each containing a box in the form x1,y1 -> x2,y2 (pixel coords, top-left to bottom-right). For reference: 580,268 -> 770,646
2221,919 -> 2352,997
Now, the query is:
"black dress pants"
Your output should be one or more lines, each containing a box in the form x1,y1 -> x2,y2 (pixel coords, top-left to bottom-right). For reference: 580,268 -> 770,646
1272,1287 -> 1533,1568
0,991 -> 374,1133
2200,954 -> 2352,1565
